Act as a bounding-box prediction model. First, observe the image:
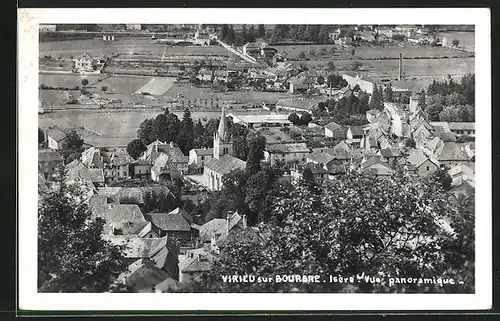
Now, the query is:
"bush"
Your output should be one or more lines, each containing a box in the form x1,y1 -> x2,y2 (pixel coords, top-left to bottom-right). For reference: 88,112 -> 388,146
141,92 -> 152,95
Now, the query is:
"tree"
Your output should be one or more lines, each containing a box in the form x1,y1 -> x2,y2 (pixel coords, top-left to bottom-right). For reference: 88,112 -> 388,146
248,25 -> 257,43
240,24 -> 248,44
357,91 -> 370,114
319,47 -> 328,56
298,51 -> 307,60
287,112 -> 300,125
246,132 -> 266,175
351,48 -> 356,56
38,179 -> 128,292
184,171 -> 472,293
299,112 -> 313,126
137,118 -> 156,145
452,39 -> 460,47
257,24 -> 266,38
385,84 -> 393,102
101,86 -> 108,92
309,48 -> 316,57
434,168 -> 452,191
369,85 -> 384,110
38,128 -> 45,144
327,61 -> 336,71
81,79 -> 89,87
61,131 -> 84,160
317,75 -> 325,85
126,139 -> 146,160
352,61 -> 362,71
178,108 -> 195,154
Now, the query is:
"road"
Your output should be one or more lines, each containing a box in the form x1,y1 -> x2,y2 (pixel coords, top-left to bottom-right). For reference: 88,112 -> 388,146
384,102 -> 403,137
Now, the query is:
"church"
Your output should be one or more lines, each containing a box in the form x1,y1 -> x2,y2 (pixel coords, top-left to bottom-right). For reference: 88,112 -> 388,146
204,107 -> 247,191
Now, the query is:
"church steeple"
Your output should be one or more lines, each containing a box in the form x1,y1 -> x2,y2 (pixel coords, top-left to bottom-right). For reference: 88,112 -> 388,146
213,106 -> 233,160
217,106 -> 228,142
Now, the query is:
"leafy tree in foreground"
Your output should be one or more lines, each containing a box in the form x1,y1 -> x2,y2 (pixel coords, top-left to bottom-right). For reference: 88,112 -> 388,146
38,179 -> 128,292
38,127 -> 45,144
61,131 -> 84,160
126,138 -> 146,160
246,131 -> 266,175
369,85 -> 384,110
183,171 -> 473,293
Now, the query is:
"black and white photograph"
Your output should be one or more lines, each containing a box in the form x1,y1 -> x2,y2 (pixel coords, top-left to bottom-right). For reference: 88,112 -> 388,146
18,8 -> 491,311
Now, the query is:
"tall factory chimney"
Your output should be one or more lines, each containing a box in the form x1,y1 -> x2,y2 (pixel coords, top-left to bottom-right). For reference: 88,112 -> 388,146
398,52 -> 403,80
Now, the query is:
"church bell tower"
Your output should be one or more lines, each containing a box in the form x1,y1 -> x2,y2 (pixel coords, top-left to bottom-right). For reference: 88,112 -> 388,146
213,106 -> 233,159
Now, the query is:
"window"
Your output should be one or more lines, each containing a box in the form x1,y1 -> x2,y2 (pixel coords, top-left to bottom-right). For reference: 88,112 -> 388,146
426,166 -> 430,171
138,169 -> 142,174
201,156 -> 205,160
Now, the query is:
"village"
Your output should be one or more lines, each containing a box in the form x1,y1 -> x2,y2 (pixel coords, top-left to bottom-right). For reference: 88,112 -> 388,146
37,24 -> 475,293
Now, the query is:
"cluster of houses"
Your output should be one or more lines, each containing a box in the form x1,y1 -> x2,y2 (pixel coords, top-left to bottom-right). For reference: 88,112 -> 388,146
329,25 -> 441,46
71,52 -> 107,74
39,79 -> 475,292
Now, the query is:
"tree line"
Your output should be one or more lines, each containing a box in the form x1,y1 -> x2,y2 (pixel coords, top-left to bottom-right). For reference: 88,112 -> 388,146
217,24 -> 267,45
270,25 -> 332,44
421,74 -> 475,122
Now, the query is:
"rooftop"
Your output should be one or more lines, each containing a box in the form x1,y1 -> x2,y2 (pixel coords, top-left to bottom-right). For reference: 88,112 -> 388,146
147,212 -> 191,232
204,154 -> 247,175
38,149 -> 64,162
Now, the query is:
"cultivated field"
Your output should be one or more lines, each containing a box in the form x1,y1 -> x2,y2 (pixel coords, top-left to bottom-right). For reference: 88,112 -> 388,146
39,38 -> 229,58
39,74 -> 102,88
38,109 -> 276,147
435,31 -> 475,52
91,75 -> 151,94
274,44 -> 472,60
135,77 -> 176,95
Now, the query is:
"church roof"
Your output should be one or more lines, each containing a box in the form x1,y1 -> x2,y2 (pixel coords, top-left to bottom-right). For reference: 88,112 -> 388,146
217,107 -> 229,141
204,154 -> 246,175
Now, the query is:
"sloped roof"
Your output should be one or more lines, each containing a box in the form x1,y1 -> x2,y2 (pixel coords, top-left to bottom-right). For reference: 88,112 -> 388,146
192,148 -> 213,156
47,127 -> 67,142
333,140 -> 351,152
81,147 -> 106,169
115,186 -> 174,205
448,122 -> 475,131
125,259 -> 170,292
104,235 -> 169,259
348,126 -> 364,137
38,149 -> 64,162
96,187 -> 122,198
435,142 -> 470,161
308,149 -> 336,165
438,132 -> 457,142
147,212 -> 191,232
426,137 -> 444,152
137,222 -> 155,238
66,162 -> 104,184
204,154 -> 246,175
199,218 -> 226,242
97,204 -> 147,235
430,121 -> 451,133
109,149 -> 134,166
181,257 -> 212,273
153,277 -> 179,293
380,148 -> 404,158
324,121 -> 342,132
216,225 -> 260,248
407,149 -> 439,168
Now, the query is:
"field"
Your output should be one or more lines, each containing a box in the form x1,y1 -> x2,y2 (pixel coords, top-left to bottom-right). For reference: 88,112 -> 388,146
39,38 -> 229,58
274,44 -> 472,60
92,75 -> 152,94
39,74 -> 102,88
135,77 -> 176,95
38,109 -> 276,147
436,31 -> 475,52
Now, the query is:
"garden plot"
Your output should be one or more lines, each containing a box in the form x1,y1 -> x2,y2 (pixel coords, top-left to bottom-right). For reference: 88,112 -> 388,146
135,77 -> 176,95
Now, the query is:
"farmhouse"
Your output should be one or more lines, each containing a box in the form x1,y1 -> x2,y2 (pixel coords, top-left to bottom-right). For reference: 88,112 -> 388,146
376,28 -> 394,38
359,157 -> 393,176
407,149 -> 440,176
288,72 -> 317,94
342,72 -> 375,95
264,142 -> 311,166
146,211 -> 192,241
140,140 -> 188,173
46,127 -> 67,150
188,148 -> 214,171
324,121 -> 346,139
73,53 -> 96,73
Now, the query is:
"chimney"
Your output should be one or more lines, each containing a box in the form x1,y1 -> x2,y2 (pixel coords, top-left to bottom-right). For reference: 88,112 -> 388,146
398,52 -> 403,80
170,141 -> 175,148
242,214 -> 247,229
226,215 -> 229,234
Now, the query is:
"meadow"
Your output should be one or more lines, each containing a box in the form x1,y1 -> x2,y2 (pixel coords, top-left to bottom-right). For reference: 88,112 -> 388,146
39,74 -> 102,88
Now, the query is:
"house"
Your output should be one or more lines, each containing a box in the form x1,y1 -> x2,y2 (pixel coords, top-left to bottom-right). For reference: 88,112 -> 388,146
204,108 -> 247,191
91,201 -> 148,236
109,186 -> 175,208
188,148 -> 214,172
38,149 -> 64,181
146,210 -> 192,241
73,53 -> 96,72
193,31 -> 211,46
276,98 -> 322,114
288,72 -> 317,94
356,31 -> 376,42
46,127 -> 68,150
342,72 -> 375,95
126,24 -> 142,30
434,142 -> 471,167
179,248 -> 214,283
40,24 -> 57,32
121,258 -> 171,293
242,42 -> 262,58
448,122 -> 475,137
228,113 -> 292,128
264,142 -> 311,166
65,160 -> 105,187
197,68 -> 213,82
81,147 -> 133,181
451,180 -> 475,200
359,157 -> 393,176
213,70 -> 228,83
417,28 -> 430,35
151,153 -> 182,182
130,159 -> 153,179
324,121 -> 346,139
329,29 -> 342,41
153,277 -> 179,293
379,148 -> 405,166
140,140 -> 188,174
346,126 -> 364,141
407,149 -> 440,176
376,28 -> 394,38
260,43 -> 278,59
448,163 -> 475,187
